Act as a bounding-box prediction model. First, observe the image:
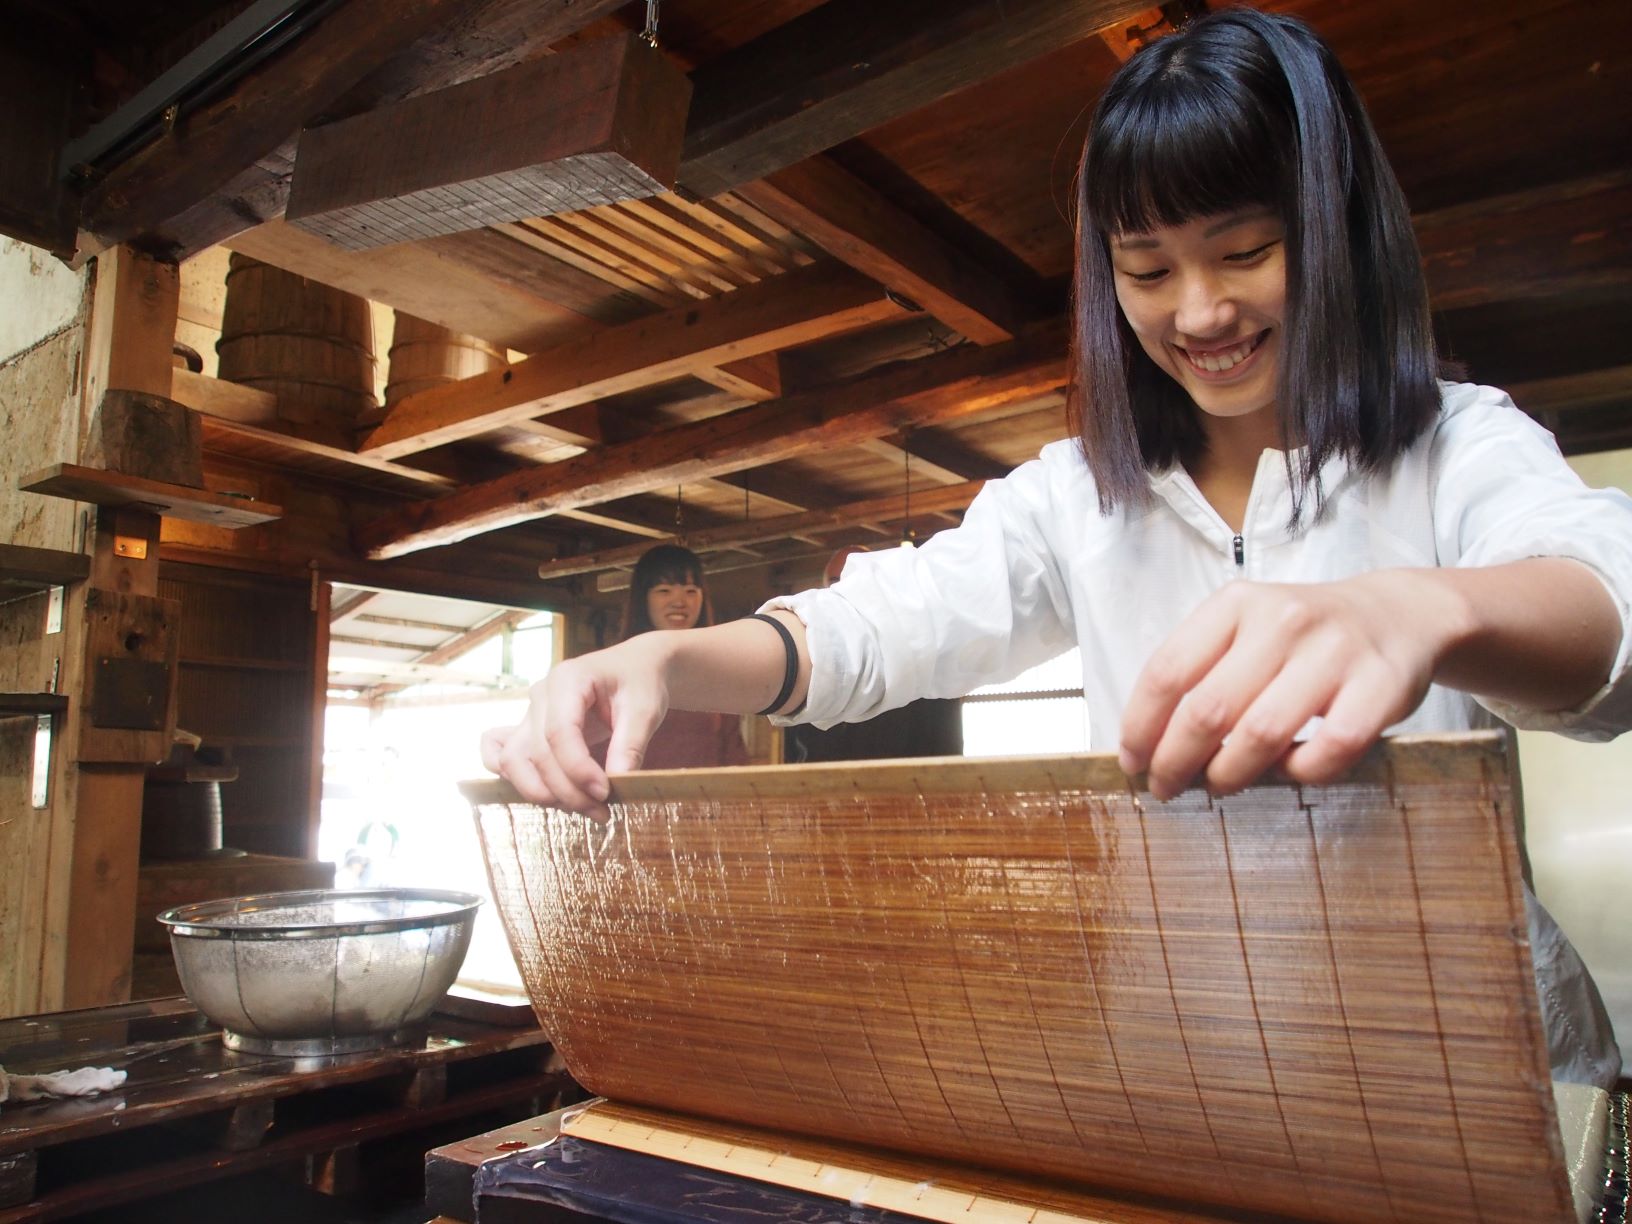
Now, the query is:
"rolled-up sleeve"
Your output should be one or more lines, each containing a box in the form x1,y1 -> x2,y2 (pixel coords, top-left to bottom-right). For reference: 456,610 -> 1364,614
760,453 -> 1080,729
1430,384 -> 1632,738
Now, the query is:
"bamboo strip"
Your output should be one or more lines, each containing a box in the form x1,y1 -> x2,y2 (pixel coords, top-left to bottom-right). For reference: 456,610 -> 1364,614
465,732 -> 1572,1224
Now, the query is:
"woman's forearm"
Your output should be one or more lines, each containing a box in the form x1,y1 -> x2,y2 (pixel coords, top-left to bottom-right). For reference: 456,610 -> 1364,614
647,610 -> 813,717
1418,557 -> 1621,712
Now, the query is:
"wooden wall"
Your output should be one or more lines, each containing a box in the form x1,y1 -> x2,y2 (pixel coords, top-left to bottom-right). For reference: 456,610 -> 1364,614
0,245 -> 89,1016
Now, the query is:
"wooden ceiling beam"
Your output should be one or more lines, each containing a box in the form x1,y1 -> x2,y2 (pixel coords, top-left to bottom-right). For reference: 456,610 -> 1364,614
184,372 -> 667,541
77,0 -> 492,255
676,0 -> 1149,199
358,319 -> 1068,558
735,157 -> 1041,344
859,429 -> 1013,486
359,261 -> 903,459
1418,171 -> 1632,311
1508,363 -> 1632,418
538,480 -> 990,581
226,219 -> 591,353
365,607 -> 535,699
82,0 -> 630,260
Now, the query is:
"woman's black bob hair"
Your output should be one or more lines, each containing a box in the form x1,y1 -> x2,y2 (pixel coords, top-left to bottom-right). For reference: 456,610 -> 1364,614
1069,7 -> 1443,517
621,543 -> 714,639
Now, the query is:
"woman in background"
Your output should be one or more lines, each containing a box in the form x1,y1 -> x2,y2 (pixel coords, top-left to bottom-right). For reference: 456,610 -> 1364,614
601,544 -> 748,771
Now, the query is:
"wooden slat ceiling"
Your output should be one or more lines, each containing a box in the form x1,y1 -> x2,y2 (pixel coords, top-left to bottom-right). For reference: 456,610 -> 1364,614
14,0 -> 1630,605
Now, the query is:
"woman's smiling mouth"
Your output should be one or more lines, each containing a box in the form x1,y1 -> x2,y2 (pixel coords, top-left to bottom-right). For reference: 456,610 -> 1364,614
1176,330 -> 1269,376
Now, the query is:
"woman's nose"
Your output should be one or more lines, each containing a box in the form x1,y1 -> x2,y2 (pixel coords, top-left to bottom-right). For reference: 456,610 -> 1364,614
1173,270 -> 1237,338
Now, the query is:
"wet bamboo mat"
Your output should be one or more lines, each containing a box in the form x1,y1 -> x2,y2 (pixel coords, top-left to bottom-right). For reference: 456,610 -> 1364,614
463,732 -> 1573,1224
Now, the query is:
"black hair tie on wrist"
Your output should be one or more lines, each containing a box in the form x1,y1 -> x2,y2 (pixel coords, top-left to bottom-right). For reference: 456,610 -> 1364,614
749,613 -> 800,716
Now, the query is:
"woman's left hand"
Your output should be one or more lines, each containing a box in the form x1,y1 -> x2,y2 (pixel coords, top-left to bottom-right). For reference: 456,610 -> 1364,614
1117,571 -> 1462,799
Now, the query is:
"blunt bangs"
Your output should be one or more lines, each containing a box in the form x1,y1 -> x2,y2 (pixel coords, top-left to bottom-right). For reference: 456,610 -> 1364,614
1085,56 -> 1290,240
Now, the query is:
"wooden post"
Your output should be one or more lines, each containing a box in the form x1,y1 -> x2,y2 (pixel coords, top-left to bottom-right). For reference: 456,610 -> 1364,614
54,247 -> 183,1008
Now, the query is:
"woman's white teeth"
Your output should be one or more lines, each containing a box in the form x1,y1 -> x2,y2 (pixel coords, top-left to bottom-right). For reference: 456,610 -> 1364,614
1186,337 -> 1257,372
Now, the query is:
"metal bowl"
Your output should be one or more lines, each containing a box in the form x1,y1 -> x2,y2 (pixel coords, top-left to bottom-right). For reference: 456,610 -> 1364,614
157,887 -> 482,1057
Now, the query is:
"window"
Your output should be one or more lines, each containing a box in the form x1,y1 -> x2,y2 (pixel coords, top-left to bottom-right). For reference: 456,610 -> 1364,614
960,648 -> 1089,756
321,596 -> 559,993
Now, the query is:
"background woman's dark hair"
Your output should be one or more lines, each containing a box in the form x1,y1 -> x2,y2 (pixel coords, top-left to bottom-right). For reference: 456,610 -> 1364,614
621,544 -> 714,639
1068,7 -> 1442,518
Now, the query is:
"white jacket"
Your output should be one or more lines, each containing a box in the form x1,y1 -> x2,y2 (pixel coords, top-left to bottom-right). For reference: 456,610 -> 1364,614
770,381 -> 1632,744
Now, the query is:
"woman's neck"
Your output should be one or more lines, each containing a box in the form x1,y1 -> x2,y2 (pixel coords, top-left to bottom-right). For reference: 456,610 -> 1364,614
1188,410 -> 1285,532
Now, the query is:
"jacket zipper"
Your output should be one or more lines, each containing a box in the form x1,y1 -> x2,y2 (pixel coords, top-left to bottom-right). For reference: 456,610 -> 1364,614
1232,533 -> 1245,568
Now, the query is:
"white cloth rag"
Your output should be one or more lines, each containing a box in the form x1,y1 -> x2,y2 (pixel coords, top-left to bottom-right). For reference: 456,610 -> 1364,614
0,1063 -> 126,1105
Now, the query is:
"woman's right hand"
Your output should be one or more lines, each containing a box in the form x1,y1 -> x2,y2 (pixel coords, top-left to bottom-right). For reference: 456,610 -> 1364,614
481,636 -> 672,812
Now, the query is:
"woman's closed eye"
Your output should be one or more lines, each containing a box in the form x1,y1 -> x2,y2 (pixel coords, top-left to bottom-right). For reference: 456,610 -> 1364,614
1223,241 -> 1279,264
1118,266 -> 1169,284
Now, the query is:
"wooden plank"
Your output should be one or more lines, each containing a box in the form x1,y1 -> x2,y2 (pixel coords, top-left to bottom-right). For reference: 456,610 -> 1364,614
0,693 -> 69,717
170,367 -> 280,425
677,0 -> 1148,198
77,0 -> 495,255
21,464 -> 282,529
225,219 -> 589,354
286,34 -> 693,250
694,352 -> 782,401
537,479 -> 988,580
359,262 -> 903,458
359,320 -> 1066,557
737,156 -> 1040,343
1418,171 -> 1632,311
0,544 -> 89,590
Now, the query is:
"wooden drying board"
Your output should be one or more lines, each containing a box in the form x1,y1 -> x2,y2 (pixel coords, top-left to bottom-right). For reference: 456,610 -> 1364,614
462,733 -> 1573,1224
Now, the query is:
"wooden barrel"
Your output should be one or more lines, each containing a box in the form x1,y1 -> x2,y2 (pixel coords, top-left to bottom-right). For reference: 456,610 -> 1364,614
216,252 -> 377,445
378,312 -> 505,426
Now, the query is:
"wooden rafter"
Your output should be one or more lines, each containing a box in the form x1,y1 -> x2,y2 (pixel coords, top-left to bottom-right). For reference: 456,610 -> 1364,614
735,158 -> 1043,344
330,589 -> 380,622
1417,171 -> 1632,311
358,261 -> 904,459
328,655 -> 526,688
358,319 -> 1068,558
538,480 -> 991,581
676,0 -> 1151,198
364,607 -> 535,699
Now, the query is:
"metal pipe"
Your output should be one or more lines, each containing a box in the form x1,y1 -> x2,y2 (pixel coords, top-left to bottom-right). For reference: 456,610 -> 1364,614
60,0 -> 347,181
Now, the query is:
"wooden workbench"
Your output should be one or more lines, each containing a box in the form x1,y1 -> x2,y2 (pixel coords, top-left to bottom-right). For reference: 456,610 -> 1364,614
0,995 -> 571,1221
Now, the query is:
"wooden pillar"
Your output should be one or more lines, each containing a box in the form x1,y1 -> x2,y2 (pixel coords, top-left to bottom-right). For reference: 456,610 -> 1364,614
52,248 -> 183,1008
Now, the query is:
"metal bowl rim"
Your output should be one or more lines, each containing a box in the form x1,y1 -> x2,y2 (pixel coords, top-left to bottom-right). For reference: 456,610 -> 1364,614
156,887 -> 483,940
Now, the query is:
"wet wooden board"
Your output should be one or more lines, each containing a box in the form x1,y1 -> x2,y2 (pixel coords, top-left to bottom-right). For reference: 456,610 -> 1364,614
0,995 -> 550,1154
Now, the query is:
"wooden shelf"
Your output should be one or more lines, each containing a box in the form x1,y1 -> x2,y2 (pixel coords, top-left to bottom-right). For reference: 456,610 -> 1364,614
0,693 -> 68,718
0,543 -> 90,593
19,464 -> 282,528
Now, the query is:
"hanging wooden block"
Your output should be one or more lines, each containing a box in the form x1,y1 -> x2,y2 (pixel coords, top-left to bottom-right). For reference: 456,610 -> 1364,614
286,33 -> 692,251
